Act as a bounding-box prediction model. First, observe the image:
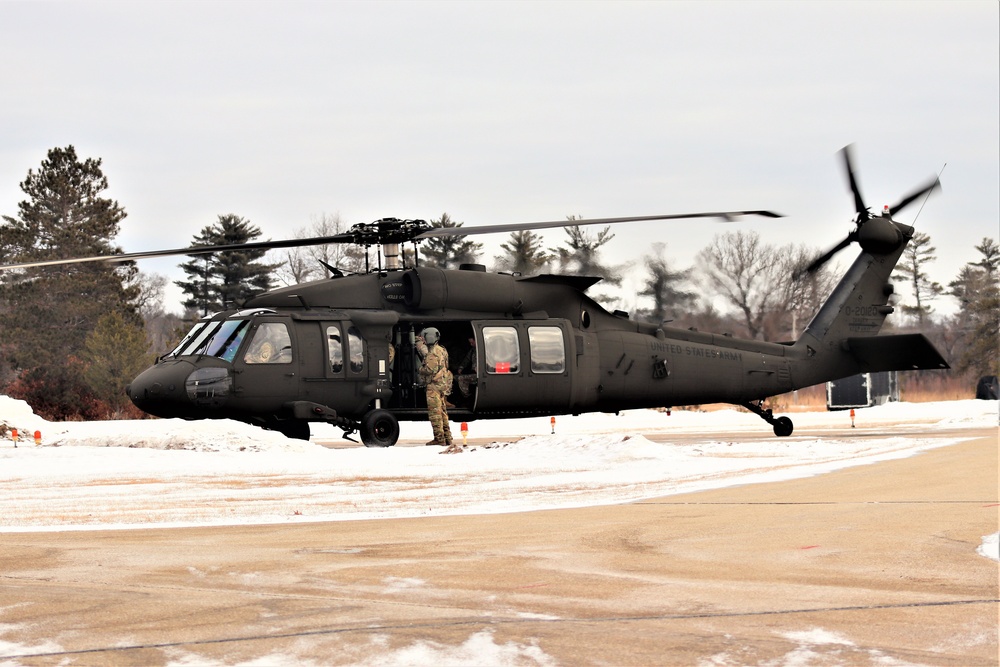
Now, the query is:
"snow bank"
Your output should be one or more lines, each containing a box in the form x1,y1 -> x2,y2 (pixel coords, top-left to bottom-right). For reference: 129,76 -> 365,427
1,396 -> 995,533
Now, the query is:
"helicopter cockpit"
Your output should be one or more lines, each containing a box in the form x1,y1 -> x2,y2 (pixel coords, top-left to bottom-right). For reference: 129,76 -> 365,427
164,308 -> 282,363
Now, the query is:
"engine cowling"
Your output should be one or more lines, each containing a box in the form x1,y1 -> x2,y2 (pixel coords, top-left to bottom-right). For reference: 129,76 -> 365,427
401,267 -> 520,313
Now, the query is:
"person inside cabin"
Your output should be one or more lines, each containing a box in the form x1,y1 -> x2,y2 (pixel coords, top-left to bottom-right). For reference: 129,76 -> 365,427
453,335 -> 477,404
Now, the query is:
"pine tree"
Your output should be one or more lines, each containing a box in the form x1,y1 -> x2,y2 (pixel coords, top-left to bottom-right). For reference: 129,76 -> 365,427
493,230 -> 550,275
949,237 -> 1000,377
636,243 -> 695,324
176,226 -> 218,315
893,231 -> 943,326
553,219 -> 620,285
175,214 -> 278,315
83,311 -> 154,415
0,146 -> 140,417
419,213 -> 483,269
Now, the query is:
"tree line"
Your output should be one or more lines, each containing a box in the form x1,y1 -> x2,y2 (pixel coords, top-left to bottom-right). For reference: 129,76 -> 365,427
2,146 -> 996,420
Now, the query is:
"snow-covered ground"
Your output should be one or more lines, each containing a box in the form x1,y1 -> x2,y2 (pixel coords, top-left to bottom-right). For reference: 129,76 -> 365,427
1,396 -> 997,561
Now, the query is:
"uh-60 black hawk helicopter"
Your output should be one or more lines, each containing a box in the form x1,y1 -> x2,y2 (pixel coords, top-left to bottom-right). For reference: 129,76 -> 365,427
3,146 -> 949,446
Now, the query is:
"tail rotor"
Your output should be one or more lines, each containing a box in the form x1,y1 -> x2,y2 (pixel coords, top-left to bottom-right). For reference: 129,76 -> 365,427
798,145 -> 940,279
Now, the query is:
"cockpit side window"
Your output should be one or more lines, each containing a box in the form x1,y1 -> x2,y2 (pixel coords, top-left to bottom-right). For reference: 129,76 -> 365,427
347,326 -> 365,373
327,324 -> 344,373
244,323 -> 293,364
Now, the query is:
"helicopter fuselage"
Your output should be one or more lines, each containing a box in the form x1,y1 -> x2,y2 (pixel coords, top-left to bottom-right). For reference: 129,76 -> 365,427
128,265 -> 810,443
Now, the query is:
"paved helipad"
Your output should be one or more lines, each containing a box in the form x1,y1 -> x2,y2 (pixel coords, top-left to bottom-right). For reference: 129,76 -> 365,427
0,428 -> 996,666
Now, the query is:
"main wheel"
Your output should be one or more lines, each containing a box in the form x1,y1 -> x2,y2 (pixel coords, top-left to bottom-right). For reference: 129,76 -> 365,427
361,409 -> 399,448
772,416 -> 793,437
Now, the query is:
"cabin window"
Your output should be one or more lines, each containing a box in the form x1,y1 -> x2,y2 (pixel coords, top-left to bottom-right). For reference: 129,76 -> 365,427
327,325 -> 344,373
347,326 -> 365,372
528,326 -> 565,374
483,326 -> 520,374
244,323 -> 293,364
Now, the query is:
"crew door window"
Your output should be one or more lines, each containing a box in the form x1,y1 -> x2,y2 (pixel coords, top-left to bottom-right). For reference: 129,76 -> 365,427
483,326 -> 520,374
528,326 -> 565,373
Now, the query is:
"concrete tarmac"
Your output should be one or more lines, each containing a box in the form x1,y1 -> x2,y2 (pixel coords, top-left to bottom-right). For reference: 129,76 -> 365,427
1,427 -> 997,666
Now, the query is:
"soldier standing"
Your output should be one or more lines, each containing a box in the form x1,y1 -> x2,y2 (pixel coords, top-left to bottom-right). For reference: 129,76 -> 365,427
416,327 -> 457,452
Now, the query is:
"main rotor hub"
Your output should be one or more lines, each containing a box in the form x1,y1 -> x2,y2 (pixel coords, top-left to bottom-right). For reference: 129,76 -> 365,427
346,218 -> 431,246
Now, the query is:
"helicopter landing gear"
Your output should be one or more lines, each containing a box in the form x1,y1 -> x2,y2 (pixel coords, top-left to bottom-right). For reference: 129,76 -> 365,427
360,409 -> 399,448
740,400 -> 794,437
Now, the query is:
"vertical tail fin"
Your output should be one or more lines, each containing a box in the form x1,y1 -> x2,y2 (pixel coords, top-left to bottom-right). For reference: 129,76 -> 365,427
800,223 -> 911,347
791,222 -> 948,384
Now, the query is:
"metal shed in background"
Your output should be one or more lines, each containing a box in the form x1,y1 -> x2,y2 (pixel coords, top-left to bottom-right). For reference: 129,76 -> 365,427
826,371 -> 899,411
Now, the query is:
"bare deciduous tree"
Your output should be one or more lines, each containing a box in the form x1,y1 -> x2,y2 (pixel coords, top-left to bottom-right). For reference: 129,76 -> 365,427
271,213 -> 366,286
698,231 -> 836,341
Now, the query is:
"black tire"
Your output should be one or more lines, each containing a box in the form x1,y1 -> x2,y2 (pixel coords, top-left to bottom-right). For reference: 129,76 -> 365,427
361,409 -> 399,448
773,416 -> 793,437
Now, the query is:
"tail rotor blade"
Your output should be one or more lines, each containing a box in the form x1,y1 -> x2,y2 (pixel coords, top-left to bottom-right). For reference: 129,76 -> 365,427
840,145 -> 869,221
887,177 -> 941,218
798,233 -> 856,278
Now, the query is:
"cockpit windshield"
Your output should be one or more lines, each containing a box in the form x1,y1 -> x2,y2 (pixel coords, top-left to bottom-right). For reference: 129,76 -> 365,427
204,320 -> 250,362
166,319 -> 251,362
167,321 -> 212,357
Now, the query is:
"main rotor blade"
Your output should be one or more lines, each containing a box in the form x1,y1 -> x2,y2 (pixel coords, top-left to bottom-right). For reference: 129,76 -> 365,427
415,210 -> 784,239
840,144 -> 869,221
0,233 -> 358,271
0,210 -> 782,271
887,176 -> 941,218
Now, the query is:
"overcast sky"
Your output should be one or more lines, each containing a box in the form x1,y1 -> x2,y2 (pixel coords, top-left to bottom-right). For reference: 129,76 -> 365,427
2,1 -> 997,315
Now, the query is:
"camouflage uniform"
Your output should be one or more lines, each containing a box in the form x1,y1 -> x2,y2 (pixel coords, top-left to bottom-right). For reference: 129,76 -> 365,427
417,340 -> 453,447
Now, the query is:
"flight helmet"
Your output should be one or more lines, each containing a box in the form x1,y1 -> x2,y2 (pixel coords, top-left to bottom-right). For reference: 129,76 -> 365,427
420,327 -> 440,346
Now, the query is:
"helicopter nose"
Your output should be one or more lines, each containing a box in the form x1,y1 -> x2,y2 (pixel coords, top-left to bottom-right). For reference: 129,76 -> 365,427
128,360 -> 193,418
128,359 -> 232,418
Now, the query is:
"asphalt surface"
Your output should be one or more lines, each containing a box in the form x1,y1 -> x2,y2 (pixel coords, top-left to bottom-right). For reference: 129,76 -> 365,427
0,426 -> 996,666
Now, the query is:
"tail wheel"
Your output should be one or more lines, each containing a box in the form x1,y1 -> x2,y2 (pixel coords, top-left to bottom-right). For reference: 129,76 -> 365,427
361,409 -> 399,447
773,416 -> 794,437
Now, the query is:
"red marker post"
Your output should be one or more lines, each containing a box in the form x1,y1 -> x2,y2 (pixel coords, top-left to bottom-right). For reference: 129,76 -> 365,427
34,430 -> 41,446
460,422 -> 468,446
850,408 -> 856,428
550,416 -> 556,434
10,428 -> 17,448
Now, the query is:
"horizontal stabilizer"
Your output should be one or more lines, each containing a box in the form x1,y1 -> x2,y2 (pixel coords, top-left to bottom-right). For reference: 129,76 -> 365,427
845,334 -> 949,372
518,274 -> 603,292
